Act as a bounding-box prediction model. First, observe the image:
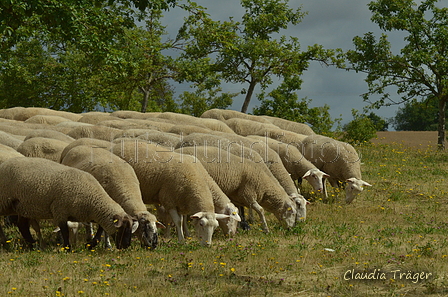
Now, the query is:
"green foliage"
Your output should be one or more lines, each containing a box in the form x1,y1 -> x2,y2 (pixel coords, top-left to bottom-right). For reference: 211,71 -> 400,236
253,78 -> 339,134
345,0 -> 448,147
178,87 -> 235,117
342,109 -> 378,145
180,0 -> 342,114
391,98 -> 446,131
367,112 -> 388,131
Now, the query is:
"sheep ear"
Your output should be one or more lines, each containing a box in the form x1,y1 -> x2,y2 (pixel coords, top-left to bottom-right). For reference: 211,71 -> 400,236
190,212 -> 204,220
232,213 -> 242,222
156,221 -> 166,229
346,178 -> 357,184
302,171 -> 311,179
361,180 -> 372,187
215,213 -> 231,221
131,220 -> 139,233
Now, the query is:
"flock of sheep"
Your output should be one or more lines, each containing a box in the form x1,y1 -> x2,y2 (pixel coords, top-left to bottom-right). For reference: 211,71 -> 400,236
0,107 -> 371,250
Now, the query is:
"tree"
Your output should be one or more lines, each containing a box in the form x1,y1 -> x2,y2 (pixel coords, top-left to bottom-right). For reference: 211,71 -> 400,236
252,78 -> 338,134
367,112 -> 388,131
391,98 -> 446,131
342,109 -> 378,145
346,0 -> 448,149
179,0 -> 341,114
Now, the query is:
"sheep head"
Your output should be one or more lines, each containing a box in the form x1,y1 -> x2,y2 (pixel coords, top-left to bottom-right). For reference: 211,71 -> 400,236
345,178 -> 372,204
190,212 -> 220,247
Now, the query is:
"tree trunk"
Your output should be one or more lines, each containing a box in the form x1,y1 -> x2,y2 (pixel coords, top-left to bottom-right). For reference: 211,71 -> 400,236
140,87 -> 150,113
437,97 -> 446,150
240,81 -> 257,114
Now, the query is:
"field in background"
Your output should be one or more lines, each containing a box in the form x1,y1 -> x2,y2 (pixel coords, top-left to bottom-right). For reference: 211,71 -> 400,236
373,131 -> 439,149
0,132 -> 447,296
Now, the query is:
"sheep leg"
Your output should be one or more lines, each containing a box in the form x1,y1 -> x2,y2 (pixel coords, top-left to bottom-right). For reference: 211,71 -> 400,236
88,225 -> 104,249
182,215 -> 191,238
251,202 -> 269,233
0,224 -> 7,246
29,219 -> 46,249
85,222 -> 94,242
168,208 -> 185,243
57,222 -> 71,251
16,216 -> 36,249
237,206 -> 251,230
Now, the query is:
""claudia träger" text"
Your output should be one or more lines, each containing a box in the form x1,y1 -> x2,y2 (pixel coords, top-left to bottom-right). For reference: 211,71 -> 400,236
343,269 -> 433,283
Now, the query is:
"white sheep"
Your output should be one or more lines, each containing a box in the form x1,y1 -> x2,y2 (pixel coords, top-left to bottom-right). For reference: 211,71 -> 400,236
59,138 -> 114,162
111,110 -> 161,120
180,131 -> 308,222
168,124 -> 212,135
78,112 -> 122,125
0,157 -> 138,249
0,130 -> 23,149
24,129 -> 75,143
260,115 -> 315,135
157,112 -> 235,133
24,115 -> 74,125
67,125 -> 123,141
61,145 -> 162,249
200,109 -> 272,124
0,107 -> 81,122
302,134 -> 372,203
16,137 -> 69,162
247,135 -> 329,194
224,118 -> 279,136
176,146 -> 297,232
112,140 -> 230,246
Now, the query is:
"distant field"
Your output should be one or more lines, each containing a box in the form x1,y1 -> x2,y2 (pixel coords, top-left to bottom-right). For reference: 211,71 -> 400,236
372,131 -> 440,149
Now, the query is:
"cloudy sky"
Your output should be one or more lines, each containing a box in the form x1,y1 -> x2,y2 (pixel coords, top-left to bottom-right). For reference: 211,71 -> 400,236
162,0 -> 447,129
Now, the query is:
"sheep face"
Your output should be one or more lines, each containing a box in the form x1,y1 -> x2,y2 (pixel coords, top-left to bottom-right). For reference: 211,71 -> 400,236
217,204 -> 241,236
275,201 -> 297,229
345,178 -> 372,204
302,169 -> 329,193
291,195 -> 309,222
136,220 -> 159,250
190,212 -> 219,247
111,215 -> 139,249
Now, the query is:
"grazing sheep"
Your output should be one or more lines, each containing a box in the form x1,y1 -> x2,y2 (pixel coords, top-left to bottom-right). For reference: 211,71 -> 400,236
247,135 -> 329,193
0,157 -> 138,249
0,107 -> 81,122
112,140 -> 230,246
67,125 -> 123,141
177,132 -> 308,222
0,144 -> 25,164
59,138 -> 114,162
260,115 -> 315,135
176,146 -> 297,232
0,130 -> 23,149
115,130 -> 181,149
224,118 -> 280,136
200,109 -> 272,124
157,112 -> 235,133
78,112 -> 122,125
24,129 -> 75,143
111,110 -> 161,120
61,145 -> 161,249
16,137 -> 69,162
168,124 -> 212,135
302,134 -> 372,203
24,115 -> 73,125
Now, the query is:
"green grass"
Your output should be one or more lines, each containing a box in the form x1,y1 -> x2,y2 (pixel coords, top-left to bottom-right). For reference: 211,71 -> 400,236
1,142 -> 448,296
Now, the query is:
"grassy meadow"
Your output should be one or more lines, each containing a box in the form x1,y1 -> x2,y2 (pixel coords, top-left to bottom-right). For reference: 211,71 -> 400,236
1,137 -> 448,296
